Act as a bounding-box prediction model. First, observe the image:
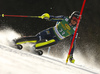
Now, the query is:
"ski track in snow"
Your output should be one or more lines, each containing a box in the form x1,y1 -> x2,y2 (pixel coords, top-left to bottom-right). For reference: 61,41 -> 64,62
0,28 -> 100,74
0,44 -> 99,74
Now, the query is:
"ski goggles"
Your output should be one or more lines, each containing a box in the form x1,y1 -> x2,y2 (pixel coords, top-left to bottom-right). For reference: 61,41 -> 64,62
72,17 -> 78,23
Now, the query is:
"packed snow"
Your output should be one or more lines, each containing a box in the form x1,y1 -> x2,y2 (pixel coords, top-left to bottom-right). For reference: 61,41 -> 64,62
0,28 -> 99,74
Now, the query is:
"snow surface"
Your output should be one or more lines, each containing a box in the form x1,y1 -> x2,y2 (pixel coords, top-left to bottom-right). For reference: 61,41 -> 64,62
0,28 -> 99,74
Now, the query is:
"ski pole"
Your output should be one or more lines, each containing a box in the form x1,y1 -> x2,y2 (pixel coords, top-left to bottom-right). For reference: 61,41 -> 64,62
1,14 -> 42,19
66,0 -> 86,63
1,13 -> 50,19
48,47 -> 51,54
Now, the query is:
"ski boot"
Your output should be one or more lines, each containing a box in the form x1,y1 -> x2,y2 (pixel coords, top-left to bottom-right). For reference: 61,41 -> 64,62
69,55 -> 75,63
15,44 -> 23,50
35,50 -> 43,55
13,39 -> 23,50
31,45 -> 43,56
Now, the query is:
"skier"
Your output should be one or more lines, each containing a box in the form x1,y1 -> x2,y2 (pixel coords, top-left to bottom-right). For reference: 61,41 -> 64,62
14,11 -> 81,63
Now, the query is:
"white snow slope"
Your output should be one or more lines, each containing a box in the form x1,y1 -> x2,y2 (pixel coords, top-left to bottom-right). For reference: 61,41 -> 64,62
0,28 -> 99,74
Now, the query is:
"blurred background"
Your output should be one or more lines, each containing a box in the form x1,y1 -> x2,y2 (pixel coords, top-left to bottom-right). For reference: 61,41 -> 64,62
0,0 -> 100,68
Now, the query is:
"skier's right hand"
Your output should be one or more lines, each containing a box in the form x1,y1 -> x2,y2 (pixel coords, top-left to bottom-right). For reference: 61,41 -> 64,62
41,13 -> 50,20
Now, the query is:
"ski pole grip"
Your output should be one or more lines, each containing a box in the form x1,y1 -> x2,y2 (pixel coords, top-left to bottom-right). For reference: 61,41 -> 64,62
66,54 -> 70,63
